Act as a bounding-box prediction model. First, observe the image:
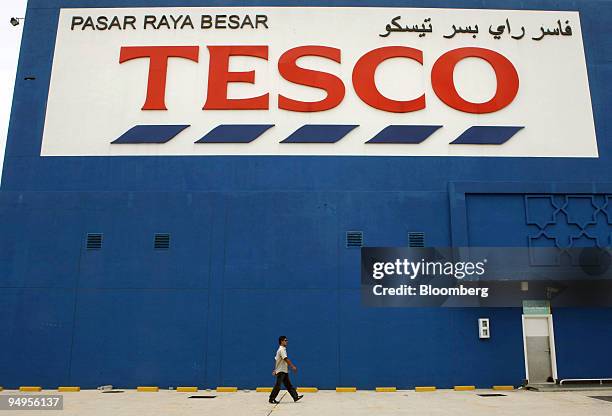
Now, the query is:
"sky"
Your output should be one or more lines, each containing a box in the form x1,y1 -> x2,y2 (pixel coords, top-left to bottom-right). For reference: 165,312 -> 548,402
0,1 -> 27,183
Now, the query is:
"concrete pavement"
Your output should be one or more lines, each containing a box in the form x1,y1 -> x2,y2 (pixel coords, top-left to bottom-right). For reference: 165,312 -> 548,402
1,388 -> 612,416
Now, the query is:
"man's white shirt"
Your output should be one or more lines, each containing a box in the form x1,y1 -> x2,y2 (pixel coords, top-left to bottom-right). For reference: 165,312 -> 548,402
274,346 -> 288,374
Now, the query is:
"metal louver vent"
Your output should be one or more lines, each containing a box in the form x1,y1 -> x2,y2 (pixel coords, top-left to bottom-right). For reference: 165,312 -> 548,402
86,233 -> 103,250
346,231 -> 363,248
408,232 -> 425,247
154,233 -> 171,250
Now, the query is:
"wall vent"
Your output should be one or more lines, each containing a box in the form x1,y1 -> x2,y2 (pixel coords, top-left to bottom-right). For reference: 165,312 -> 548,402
154,233 -> 171,250
86,233 -> 103,250
408,232 -> 425,247
346,231 -> 363,248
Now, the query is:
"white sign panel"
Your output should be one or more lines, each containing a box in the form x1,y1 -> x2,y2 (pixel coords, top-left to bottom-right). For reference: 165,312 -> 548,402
41,7 -> 597,157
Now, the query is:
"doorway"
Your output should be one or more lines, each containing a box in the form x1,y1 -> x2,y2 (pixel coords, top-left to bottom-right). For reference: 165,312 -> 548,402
522,315 -> 558,383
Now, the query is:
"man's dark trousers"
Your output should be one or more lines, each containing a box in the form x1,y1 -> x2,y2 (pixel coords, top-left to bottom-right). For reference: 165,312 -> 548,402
270,372 -> 299,401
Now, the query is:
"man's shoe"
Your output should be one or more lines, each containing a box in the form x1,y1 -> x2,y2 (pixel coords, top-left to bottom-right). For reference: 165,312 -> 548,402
269,399 -> 279,404
294,395 -> 304,402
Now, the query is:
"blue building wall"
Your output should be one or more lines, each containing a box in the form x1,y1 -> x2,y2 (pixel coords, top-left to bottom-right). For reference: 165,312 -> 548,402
1,0 -> 612,389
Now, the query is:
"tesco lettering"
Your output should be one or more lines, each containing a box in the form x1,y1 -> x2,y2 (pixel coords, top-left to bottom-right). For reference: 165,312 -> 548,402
119,45 -> 519,114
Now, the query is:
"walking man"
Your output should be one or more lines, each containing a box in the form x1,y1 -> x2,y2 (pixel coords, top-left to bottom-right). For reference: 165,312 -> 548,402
269,336 -> 303,404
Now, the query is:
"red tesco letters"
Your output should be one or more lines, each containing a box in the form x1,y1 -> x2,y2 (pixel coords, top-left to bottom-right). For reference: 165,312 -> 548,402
119,45 -> 519,114
119,46 -> 199,110
203,45 -> 269,110
352,46 -> 425,113
278,46 -> 345,112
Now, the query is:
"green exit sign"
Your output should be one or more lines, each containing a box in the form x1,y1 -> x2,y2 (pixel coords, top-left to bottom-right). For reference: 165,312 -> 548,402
523,300 -> 551,315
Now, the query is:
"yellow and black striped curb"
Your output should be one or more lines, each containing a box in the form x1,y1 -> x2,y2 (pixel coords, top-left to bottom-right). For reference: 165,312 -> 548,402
336,387 -> 357,392
19,386 -> 42,392
454,386 -> 476,391
216,387 -> 238,392
256,387 -> 272,393
58,386 -> 80,392
493,385 -> 514,390
137,386 -> 159,392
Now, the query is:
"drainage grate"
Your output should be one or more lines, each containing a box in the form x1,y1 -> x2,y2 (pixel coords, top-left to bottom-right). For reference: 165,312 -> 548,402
101,390 -> 124,393
86,233 -> 103,250
188,395 -> 217,399
154,233 -> 171,250
346,231 -> 363,248
591,396 -> 612,403
408,232 -> 425,247
478,394 -> 507,397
